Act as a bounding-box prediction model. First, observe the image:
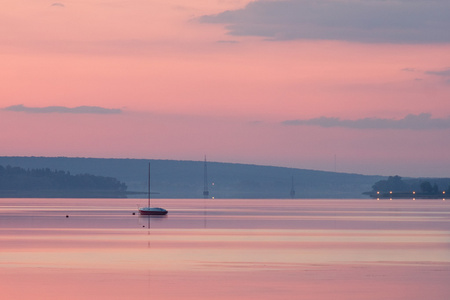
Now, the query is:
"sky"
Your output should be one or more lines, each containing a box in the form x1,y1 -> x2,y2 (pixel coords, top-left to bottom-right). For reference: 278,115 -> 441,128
1,0 -> 450,177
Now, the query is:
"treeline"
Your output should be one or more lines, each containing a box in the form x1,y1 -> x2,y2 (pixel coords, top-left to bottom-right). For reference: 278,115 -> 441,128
368,175 -> 450,198
0,156 -> 386,199
0,165 -> 127,198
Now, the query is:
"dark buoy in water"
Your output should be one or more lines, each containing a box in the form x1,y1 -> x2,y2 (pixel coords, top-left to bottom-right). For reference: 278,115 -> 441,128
66,215 -> 69,218
132,212 -> 135,215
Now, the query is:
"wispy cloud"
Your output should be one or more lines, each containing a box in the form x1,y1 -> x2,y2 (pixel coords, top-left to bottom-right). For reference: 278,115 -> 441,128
51,3 -> 65,8
282,113 -> 450,130
199,0 -> 450,44
402,68 -> 417,73
3,104 -> 122,114
216,40 -> 239,44
426,68 -> 450,77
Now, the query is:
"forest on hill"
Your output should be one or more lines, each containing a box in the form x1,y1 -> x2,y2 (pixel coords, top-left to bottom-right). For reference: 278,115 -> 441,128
367,175 -> 450,199
0,165 -> 127,198
0,156 -> 386,198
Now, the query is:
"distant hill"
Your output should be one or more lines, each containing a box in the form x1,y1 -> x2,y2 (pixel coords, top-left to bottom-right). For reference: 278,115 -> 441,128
0,156 -> 385,199
0,164 -> 127,198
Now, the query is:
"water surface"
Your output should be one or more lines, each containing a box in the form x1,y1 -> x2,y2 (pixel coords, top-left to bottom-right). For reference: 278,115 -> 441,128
1,198 -> 449,299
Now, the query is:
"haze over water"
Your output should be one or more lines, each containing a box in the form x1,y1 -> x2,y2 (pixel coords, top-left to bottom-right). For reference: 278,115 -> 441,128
1,198 -> 450,300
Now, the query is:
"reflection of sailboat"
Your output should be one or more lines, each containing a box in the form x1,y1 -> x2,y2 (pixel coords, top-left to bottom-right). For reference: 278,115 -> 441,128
139,163 -> 168,216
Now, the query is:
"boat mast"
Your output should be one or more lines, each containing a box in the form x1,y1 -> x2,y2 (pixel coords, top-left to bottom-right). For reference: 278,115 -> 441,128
290,176 -> 295,199
203,156 -> 209,198
148,162 -> 151,207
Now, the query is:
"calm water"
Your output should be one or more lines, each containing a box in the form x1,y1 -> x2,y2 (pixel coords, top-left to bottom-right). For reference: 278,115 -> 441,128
1,198 -> 449,300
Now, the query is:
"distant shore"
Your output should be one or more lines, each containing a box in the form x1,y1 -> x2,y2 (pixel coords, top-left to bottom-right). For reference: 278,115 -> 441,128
0,190 -> 129,198
366,192 -> 447,199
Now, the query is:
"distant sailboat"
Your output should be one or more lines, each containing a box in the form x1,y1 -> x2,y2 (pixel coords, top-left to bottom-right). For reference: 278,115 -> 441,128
139,163 -> 168,216
290,176 -> 295,199
203,156 -> 209,199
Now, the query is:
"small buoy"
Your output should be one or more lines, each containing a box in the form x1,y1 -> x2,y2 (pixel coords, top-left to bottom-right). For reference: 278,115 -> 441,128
66,215 -> 69,218
132,212 -> 135,215
142,225 -> 145,227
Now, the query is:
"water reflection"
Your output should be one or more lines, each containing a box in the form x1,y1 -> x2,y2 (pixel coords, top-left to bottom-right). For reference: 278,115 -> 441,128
1,198 -> 450,300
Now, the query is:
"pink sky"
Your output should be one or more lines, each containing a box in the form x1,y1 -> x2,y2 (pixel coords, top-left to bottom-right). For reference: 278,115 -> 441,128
1,0 -> 450,177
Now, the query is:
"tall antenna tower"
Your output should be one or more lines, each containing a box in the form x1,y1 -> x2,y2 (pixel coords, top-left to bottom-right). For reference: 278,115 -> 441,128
203,156 -> 209,198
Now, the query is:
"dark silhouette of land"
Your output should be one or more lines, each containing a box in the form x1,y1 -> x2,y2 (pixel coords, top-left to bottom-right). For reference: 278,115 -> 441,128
5,157 -> 448,199
0,156 -> 388,199
367,175 -> 450,199
0,165 -> 127,198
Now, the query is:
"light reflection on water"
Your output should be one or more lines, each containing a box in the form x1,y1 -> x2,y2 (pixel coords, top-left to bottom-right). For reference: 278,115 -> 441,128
1,198 -> 450,300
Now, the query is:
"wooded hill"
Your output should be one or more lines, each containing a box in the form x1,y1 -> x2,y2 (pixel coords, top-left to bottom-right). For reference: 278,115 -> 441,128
0,156 -> 386,198
367,175 -> 450,199
0,165 -> 127,198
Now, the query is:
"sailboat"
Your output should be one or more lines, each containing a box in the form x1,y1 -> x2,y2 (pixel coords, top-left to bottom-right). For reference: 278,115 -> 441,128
139,163 -> 168,216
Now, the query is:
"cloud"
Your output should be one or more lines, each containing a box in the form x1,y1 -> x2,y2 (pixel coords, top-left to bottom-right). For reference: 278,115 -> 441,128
426,68 -> 450,77
282,113 -> 450,130
199,0 -> 450,44
51,3 -> 65,7
3,104 -> 122,114
402,68 -> 416,72
216,40 -> 239,44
